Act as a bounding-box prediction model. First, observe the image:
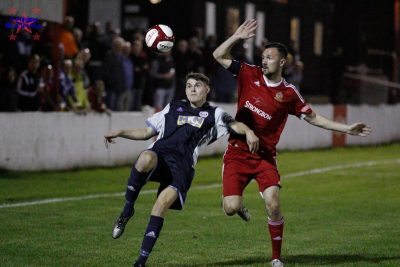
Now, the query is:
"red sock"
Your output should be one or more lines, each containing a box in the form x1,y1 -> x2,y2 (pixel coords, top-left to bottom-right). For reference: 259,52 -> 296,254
268,217 -> 284,260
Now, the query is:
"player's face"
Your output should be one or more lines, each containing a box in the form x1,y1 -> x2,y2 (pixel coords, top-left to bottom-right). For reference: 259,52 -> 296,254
186,78 -> 209,107
261,48 -> 285,77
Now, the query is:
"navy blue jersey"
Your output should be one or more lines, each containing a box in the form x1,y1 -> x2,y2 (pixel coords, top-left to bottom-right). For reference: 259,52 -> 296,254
144,100 -> 234,209
146,100 -> 233,166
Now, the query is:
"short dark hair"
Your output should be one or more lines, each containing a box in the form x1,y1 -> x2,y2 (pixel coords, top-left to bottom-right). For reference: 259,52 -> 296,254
185,72 -> 210,86
264,42 -> 288,59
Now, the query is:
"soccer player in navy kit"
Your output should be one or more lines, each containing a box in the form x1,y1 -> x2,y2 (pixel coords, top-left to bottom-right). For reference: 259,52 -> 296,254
104,72 -> 259,267
213,20 -> 371,267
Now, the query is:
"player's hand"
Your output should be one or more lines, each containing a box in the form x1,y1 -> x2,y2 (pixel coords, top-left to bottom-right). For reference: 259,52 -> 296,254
233,19 -> 257,40
245,130 -> 259,153
104,130 -> 121,149
347,123 -> 372,137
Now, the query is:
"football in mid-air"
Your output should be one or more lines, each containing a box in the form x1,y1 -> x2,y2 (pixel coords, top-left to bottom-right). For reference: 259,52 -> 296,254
145,24 -> 175,53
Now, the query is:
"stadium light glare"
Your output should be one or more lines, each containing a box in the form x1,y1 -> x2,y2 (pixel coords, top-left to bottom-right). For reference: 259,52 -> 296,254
149,0 -> 162,4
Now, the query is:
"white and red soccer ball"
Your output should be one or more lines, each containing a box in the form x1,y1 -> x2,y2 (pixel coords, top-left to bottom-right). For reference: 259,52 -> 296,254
145,24 -> 175,53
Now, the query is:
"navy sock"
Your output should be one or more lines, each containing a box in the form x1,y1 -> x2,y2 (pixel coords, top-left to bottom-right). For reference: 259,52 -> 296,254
136,215 -> 164,265
122,201 -> 134,218
122,167 -> 150,218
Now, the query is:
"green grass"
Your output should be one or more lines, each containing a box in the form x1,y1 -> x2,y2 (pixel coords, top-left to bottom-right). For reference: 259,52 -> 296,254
1,143 -> 400,266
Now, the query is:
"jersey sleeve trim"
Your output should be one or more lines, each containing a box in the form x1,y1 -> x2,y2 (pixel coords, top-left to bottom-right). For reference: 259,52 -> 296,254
145,103 -> 170,133
227,60 -> 241,75
145,120 -> 158,133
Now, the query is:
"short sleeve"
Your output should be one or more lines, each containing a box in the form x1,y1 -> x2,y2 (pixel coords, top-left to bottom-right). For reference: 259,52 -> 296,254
214,107 -> 233,138
289,88 -> 313,119
199,107 -> 232,147
227,60 -> 241,75
145,104 -> 170,133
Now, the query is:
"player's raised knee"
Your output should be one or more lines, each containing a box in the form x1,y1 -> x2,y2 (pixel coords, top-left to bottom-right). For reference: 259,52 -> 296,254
223,201 -> 240,216
136,151 -> 157,172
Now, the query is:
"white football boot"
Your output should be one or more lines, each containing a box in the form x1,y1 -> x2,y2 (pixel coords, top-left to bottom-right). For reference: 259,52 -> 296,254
271,259 -> 284,267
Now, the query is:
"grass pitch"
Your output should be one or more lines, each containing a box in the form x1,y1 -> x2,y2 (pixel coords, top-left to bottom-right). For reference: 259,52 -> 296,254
0,144 -> 399,266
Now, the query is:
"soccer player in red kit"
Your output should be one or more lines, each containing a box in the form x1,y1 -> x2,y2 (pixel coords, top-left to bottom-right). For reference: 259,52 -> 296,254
213,20 -> 371,267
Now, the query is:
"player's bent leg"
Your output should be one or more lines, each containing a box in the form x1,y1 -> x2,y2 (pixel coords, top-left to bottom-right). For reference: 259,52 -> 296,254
135,150 -> 158,172
222,195 -> 242,215
222,195 -> 251,222
262,185 -> 282,221
150,186 -> 178,217
262,186 -> 284,264
134,187 -> 178,266
112,151 -> 158,239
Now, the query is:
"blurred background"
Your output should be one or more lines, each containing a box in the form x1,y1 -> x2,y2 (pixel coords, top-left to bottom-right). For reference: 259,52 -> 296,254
1,0 -> 400,114
1,0 -> 399,171
1,3 -> 399,265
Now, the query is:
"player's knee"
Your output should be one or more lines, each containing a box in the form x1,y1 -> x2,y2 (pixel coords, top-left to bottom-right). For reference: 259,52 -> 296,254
223,201 -> 240,216
136,151 -> 157,172
266,202 -> 280,216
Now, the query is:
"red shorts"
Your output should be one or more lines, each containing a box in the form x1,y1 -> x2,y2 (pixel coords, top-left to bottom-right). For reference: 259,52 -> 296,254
222,144 -> 281,196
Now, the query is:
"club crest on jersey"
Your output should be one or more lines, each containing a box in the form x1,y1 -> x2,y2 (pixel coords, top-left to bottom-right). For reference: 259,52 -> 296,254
254,80 -> 260,87
177,115 -> 205,128
274,92 -> 283,102
199,111 -> 209,118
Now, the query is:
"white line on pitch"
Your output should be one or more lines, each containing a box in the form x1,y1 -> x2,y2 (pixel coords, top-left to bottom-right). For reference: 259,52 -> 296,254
1,158 -> 399,209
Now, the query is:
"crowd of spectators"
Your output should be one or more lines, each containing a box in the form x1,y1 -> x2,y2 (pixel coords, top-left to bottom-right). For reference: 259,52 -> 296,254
0,16 -> 303,113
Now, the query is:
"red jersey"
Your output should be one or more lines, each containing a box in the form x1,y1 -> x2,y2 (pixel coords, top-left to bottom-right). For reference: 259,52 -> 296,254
229,61 -> 312,156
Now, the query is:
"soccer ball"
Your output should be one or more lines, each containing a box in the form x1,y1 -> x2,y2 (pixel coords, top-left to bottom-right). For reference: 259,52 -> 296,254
145,24 -> 175,53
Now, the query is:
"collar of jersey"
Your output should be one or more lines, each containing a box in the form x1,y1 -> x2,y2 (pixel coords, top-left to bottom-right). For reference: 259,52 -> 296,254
262,75 -> 283,87
182,99 -> 210,109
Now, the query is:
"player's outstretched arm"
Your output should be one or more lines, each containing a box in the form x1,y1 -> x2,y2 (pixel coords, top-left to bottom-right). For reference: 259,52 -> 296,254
229,121 -> 259,153
104,127 -> 156,147
213,19 -> 257,69
304,111 -> 372,137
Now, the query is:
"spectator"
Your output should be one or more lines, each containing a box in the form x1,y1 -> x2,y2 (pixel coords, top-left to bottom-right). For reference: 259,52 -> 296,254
203,35 -> 218,77
150,51 -> 175,111
203,35 -> 219,101
329,46 -> 345,104
254,39 -> 269,66
73,27 -> 84,49
103,37 -> 125,110
72,58 -> 91,112
15,32 -> 33,72
86,22 -> 106,81
284,53 -> 304,91
32,21 -> 52,61
173,39 -> 190,100
0,67 -> 18,111
59,59 -> 78,112
104,21 -> 121,50
213,65 -> 236,103
16,54 -> 41,111
187,37 -> 205,73
132,31 -> 145,44
58,16 -> 79,59
130,40 -> 149,111
287,39 -> 300,61
192,27 -> 206,50
39,64 -> 60,111
76,48 -> 92,69
88,80 -> 110,114
119,41 -> 134,111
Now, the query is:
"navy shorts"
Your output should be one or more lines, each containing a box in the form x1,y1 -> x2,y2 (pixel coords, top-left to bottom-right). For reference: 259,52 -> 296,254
147,148 -> 195,210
